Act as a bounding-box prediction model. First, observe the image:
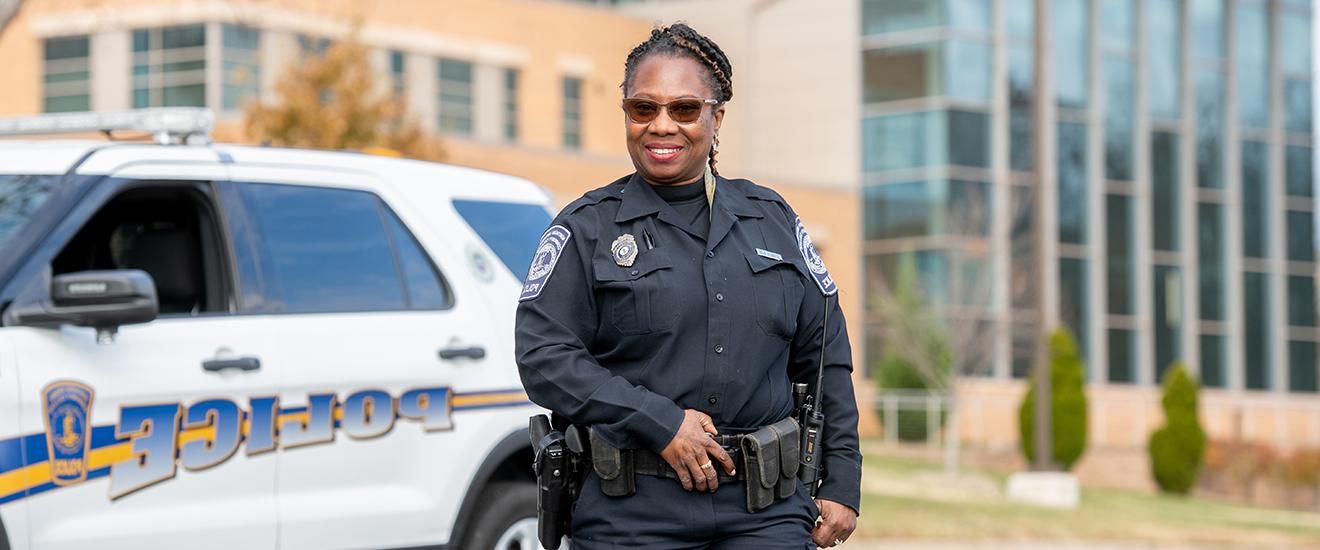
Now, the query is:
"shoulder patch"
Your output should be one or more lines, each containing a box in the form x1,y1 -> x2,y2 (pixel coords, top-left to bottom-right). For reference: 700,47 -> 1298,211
520,225 -> 572,302
795,217 -> 837,296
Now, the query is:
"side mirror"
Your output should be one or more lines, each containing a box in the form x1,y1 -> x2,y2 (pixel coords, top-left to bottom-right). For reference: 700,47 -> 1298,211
5,269 -> 159,343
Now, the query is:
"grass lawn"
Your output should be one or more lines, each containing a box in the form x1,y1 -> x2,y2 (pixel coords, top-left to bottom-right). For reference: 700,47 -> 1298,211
854,452 -> 1320,548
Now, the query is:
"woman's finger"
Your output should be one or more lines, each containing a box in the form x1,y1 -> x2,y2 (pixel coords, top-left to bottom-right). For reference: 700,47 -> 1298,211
705,437 -> 737,475
683,448 -> 709,492
698,413 -> 718,436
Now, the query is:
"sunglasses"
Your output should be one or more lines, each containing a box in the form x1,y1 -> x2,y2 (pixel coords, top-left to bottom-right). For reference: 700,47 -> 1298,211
622,97 -> 720,124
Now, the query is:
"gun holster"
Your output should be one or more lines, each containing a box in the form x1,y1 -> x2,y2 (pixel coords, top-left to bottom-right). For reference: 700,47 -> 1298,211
530,415 -> 585,550
741,416 -> 801,513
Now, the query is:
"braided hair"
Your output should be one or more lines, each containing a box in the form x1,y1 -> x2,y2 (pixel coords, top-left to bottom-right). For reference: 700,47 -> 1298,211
622,23 -> 733,176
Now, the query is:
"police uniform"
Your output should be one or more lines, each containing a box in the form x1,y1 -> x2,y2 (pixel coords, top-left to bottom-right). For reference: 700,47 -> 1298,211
515,172 -> 861,549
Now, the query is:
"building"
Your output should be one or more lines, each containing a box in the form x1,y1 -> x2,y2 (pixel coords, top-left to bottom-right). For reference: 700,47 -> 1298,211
0,0 -> 865,422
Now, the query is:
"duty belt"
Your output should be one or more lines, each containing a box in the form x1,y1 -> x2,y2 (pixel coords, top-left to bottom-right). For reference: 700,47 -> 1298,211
631,443 -> 744,483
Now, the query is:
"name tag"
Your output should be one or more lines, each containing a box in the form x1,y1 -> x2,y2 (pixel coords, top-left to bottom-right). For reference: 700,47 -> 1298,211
755,248 -> 783,261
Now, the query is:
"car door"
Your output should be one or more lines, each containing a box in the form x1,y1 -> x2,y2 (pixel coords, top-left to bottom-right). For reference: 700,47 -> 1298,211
218,166 -> 496,550
2,165 -> 279,550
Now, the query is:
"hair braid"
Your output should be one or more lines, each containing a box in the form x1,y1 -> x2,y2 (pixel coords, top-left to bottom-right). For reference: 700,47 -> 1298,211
621,23 -> 734,176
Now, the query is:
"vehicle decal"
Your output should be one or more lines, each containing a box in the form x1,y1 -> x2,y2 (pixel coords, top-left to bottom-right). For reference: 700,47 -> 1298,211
0,386 -> 532,505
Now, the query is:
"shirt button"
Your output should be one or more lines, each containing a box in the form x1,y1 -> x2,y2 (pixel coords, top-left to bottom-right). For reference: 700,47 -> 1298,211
714,345 -> 724,354
630,269 -> 639,276
715,293 -> 724,302
707,251 -> 715,258
708,396 -> 718,405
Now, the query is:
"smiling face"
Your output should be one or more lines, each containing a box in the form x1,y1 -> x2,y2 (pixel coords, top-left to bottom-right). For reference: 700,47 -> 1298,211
623,55 -> 725,186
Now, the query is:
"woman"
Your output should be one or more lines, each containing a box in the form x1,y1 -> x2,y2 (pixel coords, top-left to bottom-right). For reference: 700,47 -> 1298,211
515,23 -> 859,549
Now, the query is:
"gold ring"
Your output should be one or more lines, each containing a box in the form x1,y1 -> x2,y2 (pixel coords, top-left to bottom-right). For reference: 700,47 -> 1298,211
701,462 -> 714,469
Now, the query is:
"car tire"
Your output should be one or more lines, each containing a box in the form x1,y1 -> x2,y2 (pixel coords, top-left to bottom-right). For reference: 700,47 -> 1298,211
462,481 -> 563,550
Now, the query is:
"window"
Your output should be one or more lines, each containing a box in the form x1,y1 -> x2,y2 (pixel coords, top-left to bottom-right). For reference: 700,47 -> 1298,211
1153,265 -> 1183,383
563,76 -> 583,149
1195,69 -> 1224,189
1054,0 -> 1088,108
1057,122 -> 1087,244
1191,0 -> 1225,60
297,34 -> 332,55
1152,132 -> 1180,251
1288,211 -> 1315,262
870,249 -> 989,308
504,68 -> 519,141
1059,258 -> 1089,365
860,0 -> 989,35
133,25 -> 207,108
1284,80 -> 1312,134
43,35 -> 90,113
52,185 -> 226,316
452,199 -> 554,282
1010,186 -> 1037,309
1006,0 -> 1033,40
1235,0 -> 1269,129
1286,146 -> 1314,197
0,175 -> 62,254
1280,10 -> 1312,75
1146,0 -> 1181,119
1101,0 -> 1134,53
1108,329 -> 1136,383
221,183 -> 449,314
862,39 -> 991,103
1201,334 -> 1226,388
1290,341 -> 1318,393
1244,271 -> 1271,390
222,25 -> 260,111
1107,195 -> 1134,315
1104,57 -> 1134,180
864,180 -> 991,240
438,58 -> 474,135
1241,140 -> 1269,258
1009,44 -> 1034,172
1198,203 -> 1225,321
863,110 -> 989,171
390,50 -> 406,97
1289,276 -> 1317,327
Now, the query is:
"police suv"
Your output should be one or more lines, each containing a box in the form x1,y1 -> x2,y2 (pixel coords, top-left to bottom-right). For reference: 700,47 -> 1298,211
0,109 -> 553,550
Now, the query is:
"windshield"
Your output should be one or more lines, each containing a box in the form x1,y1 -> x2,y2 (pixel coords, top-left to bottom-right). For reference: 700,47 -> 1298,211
452,199 -> 554,282
0,175 -> 61,252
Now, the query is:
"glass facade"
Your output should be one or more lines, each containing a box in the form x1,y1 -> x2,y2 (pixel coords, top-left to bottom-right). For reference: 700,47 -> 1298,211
859,0 -> 1316,393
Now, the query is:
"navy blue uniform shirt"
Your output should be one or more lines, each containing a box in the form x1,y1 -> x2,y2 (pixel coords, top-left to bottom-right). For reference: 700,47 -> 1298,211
515,173 -> 862,512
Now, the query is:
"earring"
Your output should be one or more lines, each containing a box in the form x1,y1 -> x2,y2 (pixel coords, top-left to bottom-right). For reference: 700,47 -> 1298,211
713,135 -> 720,152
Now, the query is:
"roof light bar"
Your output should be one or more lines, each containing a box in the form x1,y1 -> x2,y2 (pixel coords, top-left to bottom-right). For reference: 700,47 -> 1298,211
0,108 -> 214,145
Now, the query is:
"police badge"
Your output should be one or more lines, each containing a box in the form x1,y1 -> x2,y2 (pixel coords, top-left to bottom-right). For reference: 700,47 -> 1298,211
42,380 -> 94,486
611,234 -> 638,267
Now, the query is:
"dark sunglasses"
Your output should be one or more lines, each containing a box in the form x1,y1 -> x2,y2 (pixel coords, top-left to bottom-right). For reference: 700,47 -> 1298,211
621,97 -> 720,124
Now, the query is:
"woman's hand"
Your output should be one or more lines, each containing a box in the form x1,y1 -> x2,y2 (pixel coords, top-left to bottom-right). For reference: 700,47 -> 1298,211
659,409 -> 736,492
811,499 -> 856,548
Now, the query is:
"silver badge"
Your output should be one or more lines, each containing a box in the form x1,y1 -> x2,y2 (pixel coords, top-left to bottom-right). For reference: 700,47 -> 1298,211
611,234 -> 638,267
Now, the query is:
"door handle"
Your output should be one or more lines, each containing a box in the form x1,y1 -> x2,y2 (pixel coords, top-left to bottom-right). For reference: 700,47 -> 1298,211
438,346 -> 486,361
202,357 -> 262,372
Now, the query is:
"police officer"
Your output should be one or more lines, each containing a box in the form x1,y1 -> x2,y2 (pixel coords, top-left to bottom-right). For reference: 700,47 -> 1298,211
515,23 -> 860,549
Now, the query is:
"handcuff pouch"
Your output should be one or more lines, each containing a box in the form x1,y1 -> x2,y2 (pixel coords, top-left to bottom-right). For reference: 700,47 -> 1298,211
589,428 -> 635,497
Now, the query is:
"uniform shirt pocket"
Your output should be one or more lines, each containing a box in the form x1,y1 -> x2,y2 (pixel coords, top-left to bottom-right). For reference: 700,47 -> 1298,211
593,250 -> 677,335
745,253 -> 805,340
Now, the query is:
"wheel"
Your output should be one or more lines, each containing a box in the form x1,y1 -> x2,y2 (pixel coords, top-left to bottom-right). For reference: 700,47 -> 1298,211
462,481 -> 569,550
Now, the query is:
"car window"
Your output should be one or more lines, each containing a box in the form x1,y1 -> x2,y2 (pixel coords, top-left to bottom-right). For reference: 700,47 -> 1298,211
224,182 -> 408,314
382,205 -> 450,309
452,199 -> 552,282
0,175 -> 61,253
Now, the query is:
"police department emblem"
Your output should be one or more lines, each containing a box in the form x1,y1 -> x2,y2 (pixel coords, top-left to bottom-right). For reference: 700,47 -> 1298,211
42,380 -> 94,486
611,234 -> 638,267
795,217 -> 838,296
520,225 -> 572,301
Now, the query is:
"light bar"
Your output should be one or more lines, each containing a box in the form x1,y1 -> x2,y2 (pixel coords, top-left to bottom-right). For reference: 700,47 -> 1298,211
0,108 -> 214,145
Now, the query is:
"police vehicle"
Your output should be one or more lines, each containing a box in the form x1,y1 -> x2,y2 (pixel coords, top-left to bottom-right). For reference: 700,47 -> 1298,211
0,109 -> 555,550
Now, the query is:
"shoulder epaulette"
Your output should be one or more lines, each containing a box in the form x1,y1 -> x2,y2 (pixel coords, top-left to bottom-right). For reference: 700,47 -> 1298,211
561,175 -> 630,216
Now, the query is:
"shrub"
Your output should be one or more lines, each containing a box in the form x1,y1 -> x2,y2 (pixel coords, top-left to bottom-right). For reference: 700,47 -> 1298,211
873,352 -> 945,442
1148,364 -> 1207,494
1018,328 -> 1089,470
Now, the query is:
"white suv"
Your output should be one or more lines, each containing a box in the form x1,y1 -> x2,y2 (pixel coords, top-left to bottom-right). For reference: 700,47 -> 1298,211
0,110 -> 551,550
